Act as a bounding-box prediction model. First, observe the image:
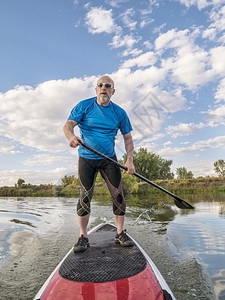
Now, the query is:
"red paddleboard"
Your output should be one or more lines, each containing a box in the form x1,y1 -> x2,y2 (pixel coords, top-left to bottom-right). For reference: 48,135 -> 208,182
34,223 -> 175,300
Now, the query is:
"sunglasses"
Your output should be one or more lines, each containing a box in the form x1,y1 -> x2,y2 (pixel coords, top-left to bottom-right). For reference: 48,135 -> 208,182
97,83 -> 114,88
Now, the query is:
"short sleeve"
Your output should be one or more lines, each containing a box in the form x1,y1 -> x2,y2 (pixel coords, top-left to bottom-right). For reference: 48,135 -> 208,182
119,110 -> 132,135
68,101 -> 85,123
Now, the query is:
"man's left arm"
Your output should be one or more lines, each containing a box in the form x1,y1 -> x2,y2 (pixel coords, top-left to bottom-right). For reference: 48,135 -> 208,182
123,132 -> 135,174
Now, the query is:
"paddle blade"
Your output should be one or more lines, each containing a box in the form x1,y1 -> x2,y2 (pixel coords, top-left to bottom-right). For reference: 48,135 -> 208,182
174,197 -> 194,209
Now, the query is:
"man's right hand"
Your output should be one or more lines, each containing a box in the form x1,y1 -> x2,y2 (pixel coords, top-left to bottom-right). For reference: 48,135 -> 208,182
69,136 -> 83,148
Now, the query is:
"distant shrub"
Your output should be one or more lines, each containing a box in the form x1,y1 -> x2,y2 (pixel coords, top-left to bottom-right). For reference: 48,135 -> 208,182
121,173 -> 139,194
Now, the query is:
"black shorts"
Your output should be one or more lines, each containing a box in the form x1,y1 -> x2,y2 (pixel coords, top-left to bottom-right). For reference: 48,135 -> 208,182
77,155 -> 126,216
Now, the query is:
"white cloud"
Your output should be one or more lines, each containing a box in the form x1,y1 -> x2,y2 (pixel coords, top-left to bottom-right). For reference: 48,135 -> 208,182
202,4 -> 225,41
155,29 -> 213,89
143,41 -> 153,49
139,1 -> 156,28
115,70 -> 186,119
210,46 -> 225,75
205,105 -> 225,122
177,0 -> 211,10
0,66 -> 187,160
0,167 -> 74,187
180,141 -> 190,145
184,159 -> 215,177
85,7 -> 116,34
194,135 -> 225,150
106,0 -> 129,8
110,34 -> 140,49
215,78 -> 225,102
120,8 -> 137,31
0,139 -> 21,155
0,77 -> 97,152
167,122 -> 206,138
121,51 -> 157,68
163,141 -> 173,146
122,48 -> 143,57
208,4 -> 225,31
153,23 -> 166,34
219,31 -> 225,43
202,27 -> 217,40
172,159 -> 215,177
23,153 -> 75,167
158,135 -> 225,158
155,28 -> 189,50
140,0 -> 159,15
140,18 -> 154,28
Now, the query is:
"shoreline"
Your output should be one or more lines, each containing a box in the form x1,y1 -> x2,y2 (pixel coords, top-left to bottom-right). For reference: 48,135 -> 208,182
0,177 -> 224,198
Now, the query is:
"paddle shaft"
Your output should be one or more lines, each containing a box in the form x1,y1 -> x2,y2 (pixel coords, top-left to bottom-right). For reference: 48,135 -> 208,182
79,141 -> 194,209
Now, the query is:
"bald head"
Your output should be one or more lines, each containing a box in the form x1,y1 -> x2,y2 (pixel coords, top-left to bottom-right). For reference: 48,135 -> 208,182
95,75 -> 115,106
97,75 -> 114,88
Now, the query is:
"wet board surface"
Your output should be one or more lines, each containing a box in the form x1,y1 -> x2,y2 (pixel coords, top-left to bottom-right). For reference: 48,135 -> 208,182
59,223 -> 147,282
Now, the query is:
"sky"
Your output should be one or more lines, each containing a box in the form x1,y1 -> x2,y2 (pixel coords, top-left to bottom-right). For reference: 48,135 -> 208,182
0,0 -> 225,186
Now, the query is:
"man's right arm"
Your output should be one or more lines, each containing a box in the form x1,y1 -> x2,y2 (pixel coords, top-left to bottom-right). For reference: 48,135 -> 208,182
63,120 -> 82,148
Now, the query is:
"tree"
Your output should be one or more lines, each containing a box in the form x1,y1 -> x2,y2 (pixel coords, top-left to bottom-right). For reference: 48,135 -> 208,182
61,175 -> 77,186
176,167 -> 194,179
120,148 -> 174,181
17,178 -> 25,187
214,159 -> 225,177
121,173 -> 138,194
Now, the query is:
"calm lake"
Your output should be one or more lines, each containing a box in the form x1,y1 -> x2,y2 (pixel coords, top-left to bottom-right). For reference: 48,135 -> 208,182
0,194 -> 225,300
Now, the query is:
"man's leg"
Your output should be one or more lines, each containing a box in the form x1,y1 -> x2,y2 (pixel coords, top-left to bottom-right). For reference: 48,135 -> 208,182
100,158 -> 126,233
115,215 -> 124,234
101,158 -> 134,247
77,157 -> 97,235
78,214 -> 90,238
74,214 -> 90,253
74,157 -> 98,253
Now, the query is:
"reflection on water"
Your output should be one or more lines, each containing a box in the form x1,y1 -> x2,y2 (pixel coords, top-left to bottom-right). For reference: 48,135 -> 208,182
219,202 -> 225,218
168,201 -> 225,255
0,195 -> 225,299
0,197 -> 74,270
213,269 -> 225,300
10,218 -> 37,228
167,200 -> 225,300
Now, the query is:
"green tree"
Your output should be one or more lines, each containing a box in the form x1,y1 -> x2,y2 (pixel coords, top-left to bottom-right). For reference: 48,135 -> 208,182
121,148 -> 174,181
17,178 -> 25,187
95,172 -> 105,184
72,177 -> 79,186
94,171 -> 138,194
61,175 -> 77,186
214,159 -> 225,177
176,167 -> 194,179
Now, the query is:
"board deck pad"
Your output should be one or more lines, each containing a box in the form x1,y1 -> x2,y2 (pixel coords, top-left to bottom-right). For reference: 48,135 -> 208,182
59,223 -> 147,283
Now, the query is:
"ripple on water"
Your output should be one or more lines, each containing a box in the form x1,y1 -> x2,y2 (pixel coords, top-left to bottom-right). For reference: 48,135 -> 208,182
0,197 -> 224,300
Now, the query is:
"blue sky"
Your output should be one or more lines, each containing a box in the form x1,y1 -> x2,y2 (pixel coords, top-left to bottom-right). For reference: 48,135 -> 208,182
1,0 -> 225,186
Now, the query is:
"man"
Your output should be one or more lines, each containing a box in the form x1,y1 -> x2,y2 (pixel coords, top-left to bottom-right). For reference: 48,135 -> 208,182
63,75 -> 135,252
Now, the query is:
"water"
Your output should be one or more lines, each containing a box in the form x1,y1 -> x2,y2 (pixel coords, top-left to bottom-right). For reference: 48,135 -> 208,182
0,194 -> 225,300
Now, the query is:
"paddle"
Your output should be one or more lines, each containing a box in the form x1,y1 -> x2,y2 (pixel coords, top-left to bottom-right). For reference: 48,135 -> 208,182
78,140 -> 194,209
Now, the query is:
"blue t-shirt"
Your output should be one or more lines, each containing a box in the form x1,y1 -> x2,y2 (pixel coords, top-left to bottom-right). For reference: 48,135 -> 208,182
68,97 -> 132,159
